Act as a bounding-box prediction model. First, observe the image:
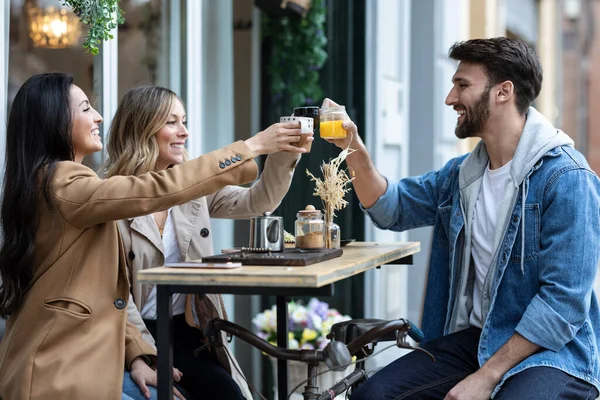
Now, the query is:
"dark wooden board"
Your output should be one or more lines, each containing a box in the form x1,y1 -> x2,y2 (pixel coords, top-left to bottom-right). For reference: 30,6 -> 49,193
202,248 -> 343,266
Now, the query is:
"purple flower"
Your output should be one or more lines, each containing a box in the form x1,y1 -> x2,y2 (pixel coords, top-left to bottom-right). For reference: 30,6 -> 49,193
308,298 -> 329,320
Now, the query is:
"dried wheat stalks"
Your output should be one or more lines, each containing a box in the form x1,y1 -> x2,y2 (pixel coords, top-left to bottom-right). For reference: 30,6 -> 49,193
306,134 -> 356,247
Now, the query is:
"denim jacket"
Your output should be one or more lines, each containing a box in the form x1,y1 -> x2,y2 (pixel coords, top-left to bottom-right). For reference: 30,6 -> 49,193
364,108 -> 600,395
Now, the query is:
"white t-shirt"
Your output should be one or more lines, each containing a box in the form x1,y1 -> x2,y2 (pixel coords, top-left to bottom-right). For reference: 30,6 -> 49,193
469,160 -> 512,328
141,209 -> 187,319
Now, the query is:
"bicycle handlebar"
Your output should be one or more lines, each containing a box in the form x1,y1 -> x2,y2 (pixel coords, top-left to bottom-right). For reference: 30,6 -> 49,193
204,318 -> 425,399
407,320 -> 425,342
204,318 -> 326,363
345,318 -> 422,355
205,317 -> 423,362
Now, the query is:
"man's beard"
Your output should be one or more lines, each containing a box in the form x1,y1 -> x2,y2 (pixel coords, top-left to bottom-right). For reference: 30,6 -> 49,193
455,87 -> 491,139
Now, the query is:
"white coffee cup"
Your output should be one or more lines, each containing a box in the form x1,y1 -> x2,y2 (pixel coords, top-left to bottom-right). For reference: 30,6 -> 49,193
280,116 -> 314,152
280,116 -> 313,133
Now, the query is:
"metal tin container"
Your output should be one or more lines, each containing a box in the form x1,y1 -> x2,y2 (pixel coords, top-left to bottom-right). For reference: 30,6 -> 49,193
249,212 -> 284,252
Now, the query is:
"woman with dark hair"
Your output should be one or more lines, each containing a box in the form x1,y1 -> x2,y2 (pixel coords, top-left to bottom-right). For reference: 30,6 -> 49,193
0,73 -> 305,400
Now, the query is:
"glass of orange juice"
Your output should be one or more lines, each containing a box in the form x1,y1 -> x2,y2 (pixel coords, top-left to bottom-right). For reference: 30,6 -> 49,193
319,105 -> 349,139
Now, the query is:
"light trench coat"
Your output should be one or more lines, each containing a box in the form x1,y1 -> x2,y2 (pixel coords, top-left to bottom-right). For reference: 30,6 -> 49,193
0,141 -> 258,400
121,151 -> 300,399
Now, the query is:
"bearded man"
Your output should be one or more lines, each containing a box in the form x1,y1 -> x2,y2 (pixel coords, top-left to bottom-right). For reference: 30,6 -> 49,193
325,37 -> 600,400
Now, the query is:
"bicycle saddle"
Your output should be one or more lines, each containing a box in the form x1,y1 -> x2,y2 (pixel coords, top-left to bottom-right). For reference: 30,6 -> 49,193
327,318 -> 398,344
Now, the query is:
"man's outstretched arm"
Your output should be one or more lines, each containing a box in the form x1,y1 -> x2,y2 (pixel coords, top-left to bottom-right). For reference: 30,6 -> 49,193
344,129 -> 387,208
321,98 -> 387,208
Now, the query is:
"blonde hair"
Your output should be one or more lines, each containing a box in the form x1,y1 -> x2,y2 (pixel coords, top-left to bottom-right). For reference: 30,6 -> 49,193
104,85 -> 187,177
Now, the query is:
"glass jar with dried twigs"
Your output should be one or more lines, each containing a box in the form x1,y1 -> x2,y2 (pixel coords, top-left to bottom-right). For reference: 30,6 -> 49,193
306,138 -> 356,249
295,207 -> 325,250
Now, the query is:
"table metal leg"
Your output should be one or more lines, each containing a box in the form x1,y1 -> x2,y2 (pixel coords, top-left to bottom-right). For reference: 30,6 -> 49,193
157,285 -> 174,400
276,295 -> 289,400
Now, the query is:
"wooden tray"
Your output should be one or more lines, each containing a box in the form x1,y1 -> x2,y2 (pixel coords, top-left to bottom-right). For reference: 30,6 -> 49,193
202,248 -> 343,266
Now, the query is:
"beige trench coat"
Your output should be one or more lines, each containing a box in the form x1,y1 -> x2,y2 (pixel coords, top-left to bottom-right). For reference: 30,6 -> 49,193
121,151 -> 300,400
0,142 -> 257,400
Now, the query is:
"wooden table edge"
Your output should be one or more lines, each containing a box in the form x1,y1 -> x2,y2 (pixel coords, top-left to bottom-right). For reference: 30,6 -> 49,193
137,241 -> 420,288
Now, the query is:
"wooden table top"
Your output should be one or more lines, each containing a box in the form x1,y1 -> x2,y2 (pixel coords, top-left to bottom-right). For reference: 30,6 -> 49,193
137,241 -> 420,288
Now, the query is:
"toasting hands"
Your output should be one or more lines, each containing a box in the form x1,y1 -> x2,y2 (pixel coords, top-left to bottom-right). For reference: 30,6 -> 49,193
320,98 -> 361,150
245,121 -> 313,156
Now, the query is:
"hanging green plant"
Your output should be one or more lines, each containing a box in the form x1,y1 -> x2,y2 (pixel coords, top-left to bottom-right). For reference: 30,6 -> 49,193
261,0 -> 328,107
62,0 -> 125,55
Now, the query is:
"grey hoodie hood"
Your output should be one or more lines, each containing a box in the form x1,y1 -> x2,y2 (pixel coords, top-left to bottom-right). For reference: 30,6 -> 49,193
459,107 -> 574,189
449,107 -> 573,333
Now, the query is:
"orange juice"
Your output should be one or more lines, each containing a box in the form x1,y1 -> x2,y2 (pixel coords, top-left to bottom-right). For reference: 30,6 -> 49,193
320,120 -> 347,139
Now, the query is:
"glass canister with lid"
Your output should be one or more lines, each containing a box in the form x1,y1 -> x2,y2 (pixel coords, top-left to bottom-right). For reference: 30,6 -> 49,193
295,206 -> 325,250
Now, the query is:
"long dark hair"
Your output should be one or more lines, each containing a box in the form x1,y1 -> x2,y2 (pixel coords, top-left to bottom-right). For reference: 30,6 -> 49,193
0,73 -> 75,316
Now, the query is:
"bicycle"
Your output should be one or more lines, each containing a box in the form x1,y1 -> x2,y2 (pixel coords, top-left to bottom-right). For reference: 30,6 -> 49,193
202,317 -> 433,400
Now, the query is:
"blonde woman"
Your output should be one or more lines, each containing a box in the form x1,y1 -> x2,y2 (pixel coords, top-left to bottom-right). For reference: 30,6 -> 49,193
106,85 -> 310,400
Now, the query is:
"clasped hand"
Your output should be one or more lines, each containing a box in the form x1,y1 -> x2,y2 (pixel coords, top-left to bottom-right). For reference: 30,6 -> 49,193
130,357 -> 186,400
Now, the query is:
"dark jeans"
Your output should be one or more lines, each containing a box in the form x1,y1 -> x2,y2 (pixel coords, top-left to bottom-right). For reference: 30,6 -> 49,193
350,327 -> 599,400
145,314 -> 245,400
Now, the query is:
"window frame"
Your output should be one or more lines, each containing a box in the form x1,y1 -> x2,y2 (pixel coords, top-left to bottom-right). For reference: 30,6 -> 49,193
92,34 -> 119,165
184,0 -> 204,158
